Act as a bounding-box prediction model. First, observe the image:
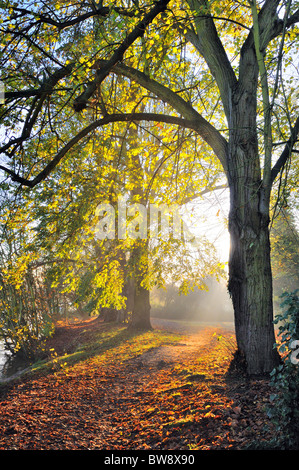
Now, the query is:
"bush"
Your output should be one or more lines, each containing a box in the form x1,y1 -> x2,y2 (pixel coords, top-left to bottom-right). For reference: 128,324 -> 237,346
267,290 -> 299,449
0,268 -> 56,360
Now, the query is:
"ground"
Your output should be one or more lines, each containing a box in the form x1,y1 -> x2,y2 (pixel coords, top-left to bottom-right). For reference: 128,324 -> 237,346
0,317 -> 276,450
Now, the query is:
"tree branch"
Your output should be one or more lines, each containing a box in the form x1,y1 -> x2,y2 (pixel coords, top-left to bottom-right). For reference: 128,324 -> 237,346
186,0 -> 238,119
0,64 -> 74,154
4,87 -> 73,102
270,115 -> 299,184
250,0 -> 272,193
239,0 -> 279,86
73,0 -> 171,112
271,7 -> 299,41
180,183 -> 228,205
93,60 -> 228,169
286,8 -> 299,27
6,28 -> 66,68
1,112 -> 216,188
8,5 -> 138,31
241,1 -> 299,63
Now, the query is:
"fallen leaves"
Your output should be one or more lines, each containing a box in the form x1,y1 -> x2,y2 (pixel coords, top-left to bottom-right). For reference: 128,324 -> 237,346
0,320 -> 276,450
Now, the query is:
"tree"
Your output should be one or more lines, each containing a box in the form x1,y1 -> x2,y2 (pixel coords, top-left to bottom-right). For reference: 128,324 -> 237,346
1,0 -> 299,374
0,192 -> 61,358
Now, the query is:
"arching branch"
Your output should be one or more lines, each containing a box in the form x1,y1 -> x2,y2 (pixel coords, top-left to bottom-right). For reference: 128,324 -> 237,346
1,112 -> 222,188
93,60 -> 228,169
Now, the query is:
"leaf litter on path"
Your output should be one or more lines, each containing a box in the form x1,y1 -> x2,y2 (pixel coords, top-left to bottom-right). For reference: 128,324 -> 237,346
0,318 -> 276,450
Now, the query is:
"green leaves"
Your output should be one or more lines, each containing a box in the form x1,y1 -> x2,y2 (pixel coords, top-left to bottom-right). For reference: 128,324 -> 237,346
266,290 -> 299,449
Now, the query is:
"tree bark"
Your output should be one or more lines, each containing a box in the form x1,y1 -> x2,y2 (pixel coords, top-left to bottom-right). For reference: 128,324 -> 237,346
228,200 -> 280,375
102,307 -> 118,322
185,3 -> 277,368
130,279 -> 152,330
226,82 -> 280,374
128,240 -> 152,331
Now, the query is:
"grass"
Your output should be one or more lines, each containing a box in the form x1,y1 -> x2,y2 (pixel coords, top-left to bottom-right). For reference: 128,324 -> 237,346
27,323 -> 185,379
0,321 -> 277,450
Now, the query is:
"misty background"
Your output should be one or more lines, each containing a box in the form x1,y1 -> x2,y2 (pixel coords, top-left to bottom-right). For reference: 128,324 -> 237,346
150,277 -> 234,324
149,191 -> 234,325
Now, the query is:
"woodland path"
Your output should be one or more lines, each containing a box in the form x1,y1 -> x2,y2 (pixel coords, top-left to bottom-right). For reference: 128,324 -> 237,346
0,318 -> 274,450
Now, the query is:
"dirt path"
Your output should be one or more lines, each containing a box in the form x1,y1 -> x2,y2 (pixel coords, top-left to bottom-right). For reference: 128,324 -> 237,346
124,319 -> 224,369
99,321 -> 274,451
85,320 -> 237,449
0,319 -> 274,450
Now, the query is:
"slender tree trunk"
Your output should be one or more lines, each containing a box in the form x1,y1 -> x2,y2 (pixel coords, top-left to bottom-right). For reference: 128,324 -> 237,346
131,280 -> 151,330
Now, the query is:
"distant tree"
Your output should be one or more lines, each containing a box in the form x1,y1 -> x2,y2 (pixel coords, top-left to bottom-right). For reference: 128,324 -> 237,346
271,208 -> 299,305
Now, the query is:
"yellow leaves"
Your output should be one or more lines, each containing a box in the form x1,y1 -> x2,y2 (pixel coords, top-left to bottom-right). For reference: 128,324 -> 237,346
147,38 -> 155,48
51,199 -> 59,210
203,404 -> 217,418
92,260 -> 125,310
146,407 -> 156,414
2,252 -> 37,290
77,56 -> 94,72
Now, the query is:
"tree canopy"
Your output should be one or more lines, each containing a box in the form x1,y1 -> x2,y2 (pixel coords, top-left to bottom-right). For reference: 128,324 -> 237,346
0,0 -> 298,374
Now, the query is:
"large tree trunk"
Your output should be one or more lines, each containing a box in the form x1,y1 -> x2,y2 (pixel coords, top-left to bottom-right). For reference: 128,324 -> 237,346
224,44 -> 281,375
228,206 -> 280,375
227,125 -> 280,375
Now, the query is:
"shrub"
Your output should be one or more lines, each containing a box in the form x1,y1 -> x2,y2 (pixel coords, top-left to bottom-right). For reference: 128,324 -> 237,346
267,290 -> 299,449
0,268 -> 56,360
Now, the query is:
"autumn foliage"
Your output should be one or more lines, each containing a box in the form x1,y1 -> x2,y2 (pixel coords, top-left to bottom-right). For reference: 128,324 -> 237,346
0,319 -> 276,450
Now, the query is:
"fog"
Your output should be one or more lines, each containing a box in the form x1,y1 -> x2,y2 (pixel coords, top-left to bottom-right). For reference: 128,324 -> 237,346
150,277 -> 234,325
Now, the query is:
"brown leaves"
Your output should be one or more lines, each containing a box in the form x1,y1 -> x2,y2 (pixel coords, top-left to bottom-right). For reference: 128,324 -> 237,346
0,321 -> 276,450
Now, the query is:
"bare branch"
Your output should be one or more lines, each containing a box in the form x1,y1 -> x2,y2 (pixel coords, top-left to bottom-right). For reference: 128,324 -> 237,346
271,116 -> 299,184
